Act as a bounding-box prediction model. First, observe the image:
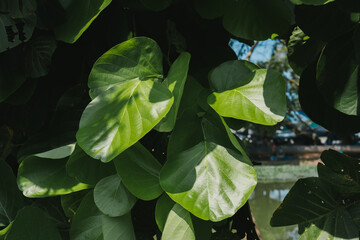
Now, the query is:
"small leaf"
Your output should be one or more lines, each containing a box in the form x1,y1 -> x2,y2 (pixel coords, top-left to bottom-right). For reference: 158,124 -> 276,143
160,141 -> 257,221
54,0 -> 112,43
5,206 -> 61,240
155,194 -> 175,232
76,37 -> 174,162
161,204 -> 196,240
113,142 -> 163,200
102,214 -> 136,240
61,190 -> 88,218
70,191 -> 103,240
208,68 -> 286,125
155,52 -> 191,132
94,175 -> 136,217
34,143 -> 76,159
18,155 -> 90,197
66,144 -> 116,186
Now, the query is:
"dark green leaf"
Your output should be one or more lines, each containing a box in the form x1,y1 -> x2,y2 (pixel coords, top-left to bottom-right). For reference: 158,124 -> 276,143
140,0 -> 172,11
208,69 -> 286,125
66,144 -> 116,186
0,221 -> 12,240
0,161 -> 24,226
155,52 -> 190,132
161,204 -> 196,240
25,34 -> 57,78
94,175 -> 136,217
54,0 -> 112,43
6,206 -> 61,240
61,190 -> 88,218
113,142 -> 163,200
316,32 -> 359,116
194,0 -> 230,19
102,214 -> 135,240
160,141 -> 256,221
290,0 -> 333,5
70,191 -> 103,240
76,37 -> 174,162
17,155 -> 90,197
155,194 -> 175,232
223,0 -> 292,40
299,63 -> 360,134
0,62 -> 26,103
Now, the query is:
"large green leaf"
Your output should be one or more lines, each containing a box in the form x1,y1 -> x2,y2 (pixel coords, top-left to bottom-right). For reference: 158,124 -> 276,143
316,32 -> 359,116
222,0 -> 292,40
299,63 -> 360,134
160,141 -> 257,221
113,142 -> 163,200
102,214 -> 135,240
271,178 -> 360,239
70,191 -> 103,240
94,175 -> 136,217
66,145 -> 116,186
5,206 -> 61,240
25,34 -> 57,78
208,68 -> 286,125
54,0 -> 112,43
155,194 -> 175,232
17,155 -> 90,197
0,161 -> 24,226
161,204 -> 196,240
76,37 -> 174,162
155,52 -> 191,132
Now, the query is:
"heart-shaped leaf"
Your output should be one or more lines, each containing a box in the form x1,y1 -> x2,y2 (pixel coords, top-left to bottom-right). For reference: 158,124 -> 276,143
160,141 -> 256,221
208,68 -> 286,125
114,142 -> 163,200
161,204 -> 196,240
76,37 -> 174,162
94,175 -> 136,217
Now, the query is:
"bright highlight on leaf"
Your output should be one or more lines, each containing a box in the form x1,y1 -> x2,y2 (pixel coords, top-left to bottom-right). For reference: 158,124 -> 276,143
76,37 -> 174,162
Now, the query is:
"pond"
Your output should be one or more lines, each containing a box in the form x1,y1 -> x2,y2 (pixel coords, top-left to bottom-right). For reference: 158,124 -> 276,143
249,165 -> 318,240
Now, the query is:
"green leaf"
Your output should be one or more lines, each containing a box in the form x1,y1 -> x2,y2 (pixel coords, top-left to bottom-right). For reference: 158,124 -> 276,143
299,63 -> 360,134
287,27 -> 325,75
17,155 -> 90,197
102,214 -> 136,240
160,141 -> 257,221
0,161 -> 24,226
113,142 -> 163,200
271,178 -> 360,239
208,68 -> 286,126
209,60 -> 259,92
61,190 -> 88,218
316,32 -> 359,116
94,175 -> 136,217
54,0 -> 112,43
76,37 -> 174,162
161,204 -> 196,240
155,52 -> 191,132
298,224 -> 358,240
70,191 -> 103,240
222,0 -> 292,40
155,194 -> 175,232
66,144 -> 116,186
34,143 -> 76,159
5,206 -> 61,240
0,221 -> 12,240
290,0 -> 334,5
0,59 -> 26,103
140,0 -> 172,11
318,149 -> 360,196
25,34 -> 57,78
194,0 -> 230,19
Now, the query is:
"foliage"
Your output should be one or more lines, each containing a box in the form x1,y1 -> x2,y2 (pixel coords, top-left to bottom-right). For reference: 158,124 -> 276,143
0,0 -> 359,239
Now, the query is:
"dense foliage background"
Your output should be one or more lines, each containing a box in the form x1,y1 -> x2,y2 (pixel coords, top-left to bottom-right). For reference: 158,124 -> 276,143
0,0 -> 360,239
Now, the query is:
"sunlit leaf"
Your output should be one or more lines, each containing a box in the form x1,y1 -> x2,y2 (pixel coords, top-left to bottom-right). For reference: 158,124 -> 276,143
77,37 -> 174,162
160,141 -> 256,221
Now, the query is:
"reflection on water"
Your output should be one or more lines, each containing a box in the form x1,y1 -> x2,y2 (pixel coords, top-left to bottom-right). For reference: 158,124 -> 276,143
249,182 -> 300,240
